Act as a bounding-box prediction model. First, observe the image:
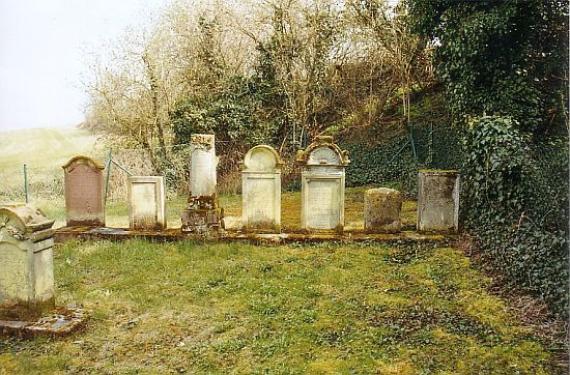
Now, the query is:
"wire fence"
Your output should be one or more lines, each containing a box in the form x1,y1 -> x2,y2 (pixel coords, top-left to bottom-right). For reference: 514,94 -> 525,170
0,126 -> 464,204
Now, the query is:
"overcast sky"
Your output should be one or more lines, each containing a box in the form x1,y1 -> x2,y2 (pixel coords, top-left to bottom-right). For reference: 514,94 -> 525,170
0,0 -> 168,131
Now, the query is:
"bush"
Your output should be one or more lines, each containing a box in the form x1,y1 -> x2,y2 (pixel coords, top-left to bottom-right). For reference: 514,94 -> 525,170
462,116 -> 569,316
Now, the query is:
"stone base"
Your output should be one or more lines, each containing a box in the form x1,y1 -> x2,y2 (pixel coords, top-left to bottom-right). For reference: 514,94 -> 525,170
0,307 -> 88,338
181,208 -> 223,233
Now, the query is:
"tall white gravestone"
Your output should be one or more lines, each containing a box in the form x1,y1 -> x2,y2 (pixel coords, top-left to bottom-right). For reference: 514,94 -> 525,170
417,170 -> 460,232
0,205 -> 55,316
296,136 -> 350,233
181,134 -> 223,233
241,145 -> 283,232
128,176 -> 166,230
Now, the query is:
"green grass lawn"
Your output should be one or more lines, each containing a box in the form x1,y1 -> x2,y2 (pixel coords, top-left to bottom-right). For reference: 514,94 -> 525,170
0,240 -> 558,374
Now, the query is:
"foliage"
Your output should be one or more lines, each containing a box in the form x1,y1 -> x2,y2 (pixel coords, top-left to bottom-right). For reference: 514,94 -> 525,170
0,240 -> 559,373
461,116 -> 569,316
341,120 -> 462,196
407,0 -> 568,133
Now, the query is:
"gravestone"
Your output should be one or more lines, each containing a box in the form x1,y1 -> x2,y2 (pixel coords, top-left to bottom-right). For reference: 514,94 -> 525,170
0,204 -> 88,336
62,156 -> 105,227
0,205 -> 55,316
417,170 -> 460,232
296,136 -> 350,233
364,188 -> 402,233
128,176 -> 166,230
181,134 -> 223,233
241,145 -> 282,232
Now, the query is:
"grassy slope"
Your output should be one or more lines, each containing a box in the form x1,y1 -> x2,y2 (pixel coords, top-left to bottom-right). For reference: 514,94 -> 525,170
0,127 -> 100,172
0,127 -> 101,201
0,241 -> 555,374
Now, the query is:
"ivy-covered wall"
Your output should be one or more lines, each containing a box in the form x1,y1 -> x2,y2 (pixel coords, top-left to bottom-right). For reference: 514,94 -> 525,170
341,124 -> 462,196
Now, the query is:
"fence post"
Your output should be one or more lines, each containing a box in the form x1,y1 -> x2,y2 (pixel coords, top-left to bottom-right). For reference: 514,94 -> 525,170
104,150 -> 112,204
23,164 -> 29,203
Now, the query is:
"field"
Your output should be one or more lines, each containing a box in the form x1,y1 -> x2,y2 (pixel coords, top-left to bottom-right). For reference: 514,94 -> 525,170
0,127 -> 102,200
0,240 -> 560,374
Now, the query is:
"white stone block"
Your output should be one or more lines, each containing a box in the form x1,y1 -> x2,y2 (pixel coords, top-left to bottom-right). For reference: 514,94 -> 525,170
128,176 -> 166,230
189,134 -> 218,197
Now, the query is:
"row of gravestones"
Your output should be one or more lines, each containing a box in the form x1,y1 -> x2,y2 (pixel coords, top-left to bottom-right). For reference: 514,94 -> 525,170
62,135 -> 459,233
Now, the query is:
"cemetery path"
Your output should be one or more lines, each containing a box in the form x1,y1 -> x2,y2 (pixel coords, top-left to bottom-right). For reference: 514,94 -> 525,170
0,240 -> 564,374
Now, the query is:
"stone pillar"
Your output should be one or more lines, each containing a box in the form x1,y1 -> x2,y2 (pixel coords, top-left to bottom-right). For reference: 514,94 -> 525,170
364,188 -> 402,233
127,176 -> 166,230
417,170 -> 460,232
181,134 -> 223,233
296,136 -> 350,233
241,145 -> 282,232
62,156 -> 105,227
0,205 -> 55,317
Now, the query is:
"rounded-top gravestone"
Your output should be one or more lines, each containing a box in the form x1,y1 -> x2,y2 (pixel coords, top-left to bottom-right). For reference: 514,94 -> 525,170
62,156 -> 105,227
241,145 -> 283,232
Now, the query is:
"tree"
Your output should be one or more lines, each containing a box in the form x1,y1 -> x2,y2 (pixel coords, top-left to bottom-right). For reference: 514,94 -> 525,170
407,0 -> 569,134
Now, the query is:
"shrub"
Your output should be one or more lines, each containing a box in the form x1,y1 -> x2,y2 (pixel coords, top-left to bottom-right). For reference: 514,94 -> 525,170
462,115 -> 569,316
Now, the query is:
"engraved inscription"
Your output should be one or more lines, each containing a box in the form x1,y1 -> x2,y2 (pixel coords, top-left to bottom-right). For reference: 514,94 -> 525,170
307,179 -> 340,229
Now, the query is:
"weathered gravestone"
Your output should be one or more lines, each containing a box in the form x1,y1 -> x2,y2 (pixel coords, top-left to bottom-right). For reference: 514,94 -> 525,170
0,205 -> 55,316
181,134 -> 223,233
364,188 -> 402,233
296,136 -> 350,233
417,170 -> 460,232
241,145 -> 283,232
0,204 -> 88,336
62,156 -> 105,227
128,176 -> 166,230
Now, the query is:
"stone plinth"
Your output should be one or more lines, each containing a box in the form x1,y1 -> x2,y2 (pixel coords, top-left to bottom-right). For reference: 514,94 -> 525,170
296,136 -> 350,233
62,156 -> 105,227
0,205 -> 55,317
128,176 -> 166,230
181,134 -> 223,233
364,188 -> 402,233
417,170 -> 460,232
241,145 -> 283,232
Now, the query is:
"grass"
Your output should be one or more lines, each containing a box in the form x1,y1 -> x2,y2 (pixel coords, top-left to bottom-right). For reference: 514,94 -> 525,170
33,186 -> 417,230
0,127 -> 100,172
0,240 -> 558,374
0,127 -> 101,200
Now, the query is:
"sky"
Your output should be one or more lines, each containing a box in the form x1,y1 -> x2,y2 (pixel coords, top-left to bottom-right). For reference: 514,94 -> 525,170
0,0 -> 168,131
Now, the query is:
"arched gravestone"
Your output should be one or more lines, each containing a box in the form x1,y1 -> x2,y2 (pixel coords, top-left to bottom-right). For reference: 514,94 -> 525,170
241,145 -> 283,232
62,156 -> 105,227
296,136 -> 350,233
0,205 -> 55,316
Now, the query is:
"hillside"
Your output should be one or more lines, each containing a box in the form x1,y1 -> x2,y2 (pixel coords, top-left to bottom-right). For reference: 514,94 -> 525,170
0,127 -> 101,172
0,127 -> 102,201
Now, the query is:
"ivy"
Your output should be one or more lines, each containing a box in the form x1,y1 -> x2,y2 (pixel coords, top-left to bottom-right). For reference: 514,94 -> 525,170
462,116 -> 569,317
